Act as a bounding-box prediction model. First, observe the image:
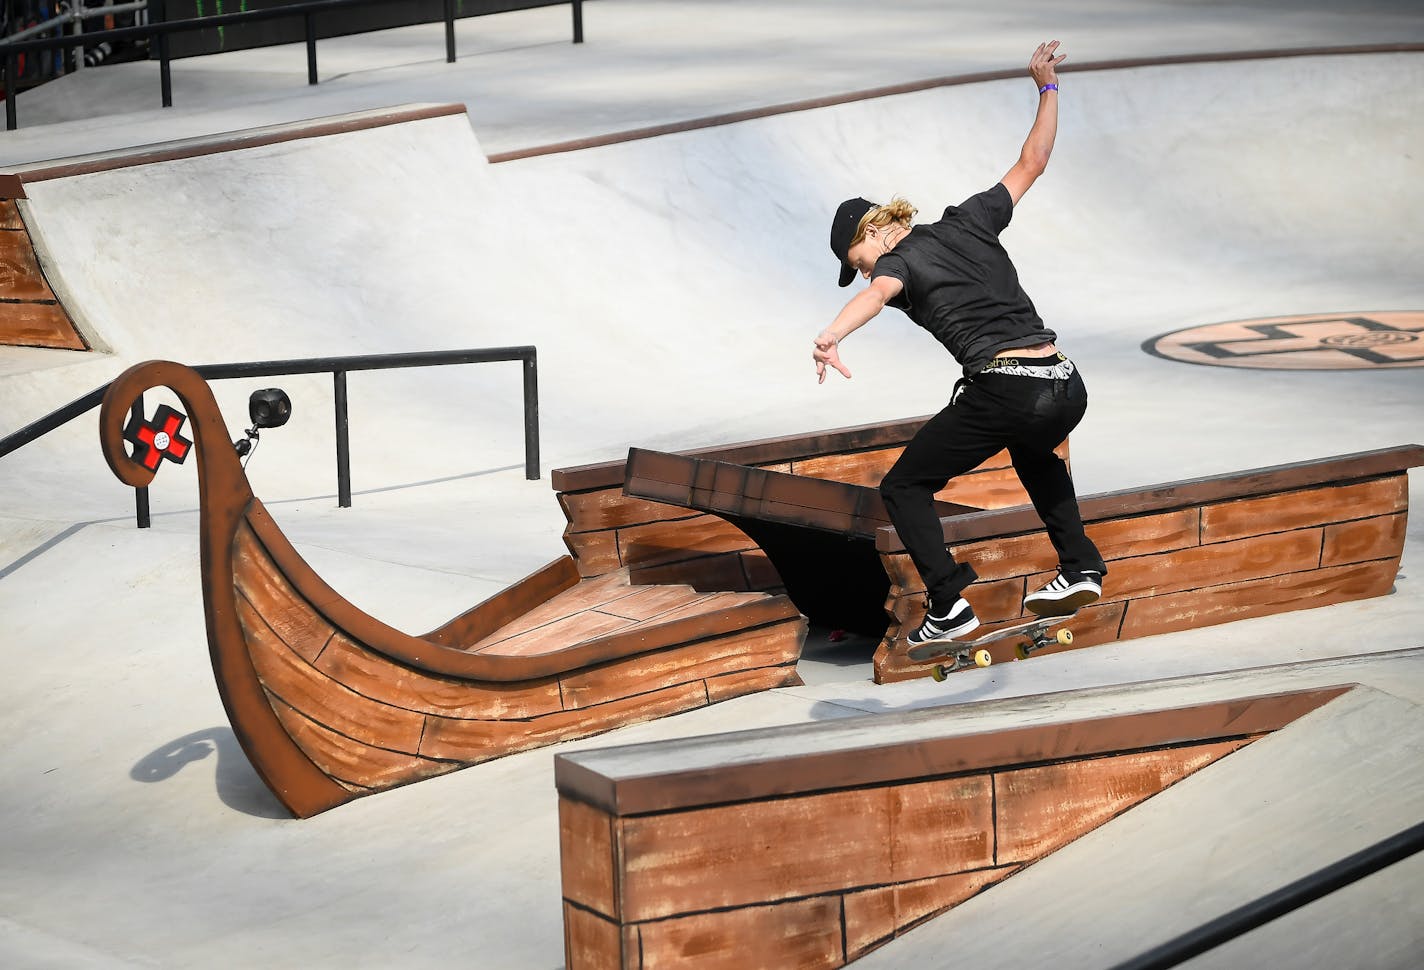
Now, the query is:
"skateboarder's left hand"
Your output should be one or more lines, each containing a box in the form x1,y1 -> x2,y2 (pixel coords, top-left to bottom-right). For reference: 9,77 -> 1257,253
813,332 -> 851,382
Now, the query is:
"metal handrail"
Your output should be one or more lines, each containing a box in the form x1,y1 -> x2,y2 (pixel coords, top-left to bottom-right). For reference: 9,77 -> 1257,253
1,0 -> 585,130
0,347 -> 541,527
1110,818 -> 1424,969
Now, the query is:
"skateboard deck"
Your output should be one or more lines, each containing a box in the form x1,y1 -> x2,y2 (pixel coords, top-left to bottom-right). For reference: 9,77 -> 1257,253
907,612 -> 1075,681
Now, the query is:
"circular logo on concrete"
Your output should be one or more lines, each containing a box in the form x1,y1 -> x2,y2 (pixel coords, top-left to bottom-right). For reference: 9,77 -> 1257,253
1143,312 -> 1424,370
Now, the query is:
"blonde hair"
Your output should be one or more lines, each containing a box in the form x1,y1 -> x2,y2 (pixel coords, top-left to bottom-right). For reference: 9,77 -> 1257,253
853,197 -> 917,245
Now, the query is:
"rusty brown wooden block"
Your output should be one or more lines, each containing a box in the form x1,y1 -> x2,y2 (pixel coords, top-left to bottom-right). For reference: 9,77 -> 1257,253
618,776 -> 994,922
1049,529 -> 1327,604
561,488 -> 698,534
1119,560 -> 1398,639
267,694 -> 453,790
843,867 -> 1018,960
616,514 -> 755,570
1322,512 -> 1407,567
419,681 -> 710,762
940,509 -> 1203,585
633,897 -> 844,970
0,201 -> 21,229
561,797 -> 619,917
791,446 -> 902,486
0,300 -> 85,350
995,740 -> 1252,864
705,662 -> 803,701
565,530 -> 623,576
630,552 -> 756,591
561,623 -> 801,710
0,229 -> 55,300
316,633 -> 564,720
563,903 -> 626,970
1200,477 -> 1408,545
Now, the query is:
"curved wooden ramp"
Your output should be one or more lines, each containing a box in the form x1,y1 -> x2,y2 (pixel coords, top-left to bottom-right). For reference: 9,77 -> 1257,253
99,361 -> 805,817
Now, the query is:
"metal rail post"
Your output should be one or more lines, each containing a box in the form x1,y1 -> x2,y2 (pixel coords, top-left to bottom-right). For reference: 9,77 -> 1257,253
443,0 -> 455,62
333,370 -> 351,507
129,393 -> 152,528
522,349 -> 540,480
304,12 -> 317,83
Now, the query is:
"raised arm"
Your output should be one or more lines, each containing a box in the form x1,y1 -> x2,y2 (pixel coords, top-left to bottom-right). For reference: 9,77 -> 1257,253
1000,41 -> 1067,205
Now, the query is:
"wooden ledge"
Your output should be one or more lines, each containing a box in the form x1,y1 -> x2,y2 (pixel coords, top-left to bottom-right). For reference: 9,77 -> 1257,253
555,684 -> 1350,816
877,444 -> 1424,553
0,103 -> 468,198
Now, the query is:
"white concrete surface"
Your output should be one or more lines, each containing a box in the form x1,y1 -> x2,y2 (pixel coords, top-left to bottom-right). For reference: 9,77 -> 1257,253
1,2 -> 1423,967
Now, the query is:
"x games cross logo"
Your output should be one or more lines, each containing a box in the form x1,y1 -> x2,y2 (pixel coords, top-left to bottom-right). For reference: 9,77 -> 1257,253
123,403 -> 193,472
1144,312 -> 1424,370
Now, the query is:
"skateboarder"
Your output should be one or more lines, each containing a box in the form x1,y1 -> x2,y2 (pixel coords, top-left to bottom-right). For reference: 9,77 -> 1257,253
813,41 -> 1106,646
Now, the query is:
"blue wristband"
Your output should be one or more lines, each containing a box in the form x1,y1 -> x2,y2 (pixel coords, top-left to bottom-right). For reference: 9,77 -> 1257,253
1039,83 -> 1058,94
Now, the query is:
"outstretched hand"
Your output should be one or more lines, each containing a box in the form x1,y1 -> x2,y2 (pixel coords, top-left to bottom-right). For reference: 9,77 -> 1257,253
813,332 -> 851,383
1029,40 -> 1066,86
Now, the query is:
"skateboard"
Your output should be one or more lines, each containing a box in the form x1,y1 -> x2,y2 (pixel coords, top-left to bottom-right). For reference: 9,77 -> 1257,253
906,613 -> 1075,681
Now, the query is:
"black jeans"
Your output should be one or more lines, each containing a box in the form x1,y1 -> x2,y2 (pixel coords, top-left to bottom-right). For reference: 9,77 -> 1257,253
880,363 -> 1105,608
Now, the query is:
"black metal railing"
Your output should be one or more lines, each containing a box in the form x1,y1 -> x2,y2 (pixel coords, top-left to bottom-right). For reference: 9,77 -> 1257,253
0,0 -> 585,130
0,346 -> 540,527
1111,818 -> 1424,969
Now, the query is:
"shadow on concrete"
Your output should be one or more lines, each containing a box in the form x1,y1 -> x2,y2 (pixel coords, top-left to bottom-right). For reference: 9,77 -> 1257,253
131,727 -> 289,819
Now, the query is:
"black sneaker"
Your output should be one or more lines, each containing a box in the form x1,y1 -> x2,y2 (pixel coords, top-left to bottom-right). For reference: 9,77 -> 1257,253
906,597 -> 979,646
1024,569 -> 1102,616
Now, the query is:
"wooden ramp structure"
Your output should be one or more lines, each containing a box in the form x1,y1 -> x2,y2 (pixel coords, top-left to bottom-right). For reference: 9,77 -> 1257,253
622,443 -> 1424,683
98,361 -> 805,818
554,677 -> 1351,968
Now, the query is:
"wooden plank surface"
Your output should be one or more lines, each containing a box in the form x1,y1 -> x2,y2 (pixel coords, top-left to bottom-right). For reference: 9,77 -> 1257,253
616,776 -> 995,922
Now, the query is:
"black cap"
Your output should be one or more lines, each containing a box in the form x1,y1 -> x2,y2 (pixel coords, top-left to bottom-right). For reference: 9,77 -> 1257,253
829,197 -> 876,287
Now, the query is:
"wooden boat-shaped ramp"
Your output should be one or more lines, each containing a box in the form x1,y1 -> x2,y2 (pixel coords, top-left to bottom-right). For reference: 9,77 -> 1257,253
100,361 -> 805,818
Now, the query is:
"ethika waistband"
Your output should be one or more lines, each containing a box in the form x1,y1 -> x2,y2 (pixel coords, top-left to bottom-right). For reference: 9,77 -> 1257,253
978,352 -> 1075,380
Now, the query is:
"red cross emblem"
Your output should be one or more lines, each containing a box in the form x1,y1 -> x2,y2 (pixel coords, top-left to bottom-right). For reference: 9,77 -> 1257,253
123,404 -> 192,472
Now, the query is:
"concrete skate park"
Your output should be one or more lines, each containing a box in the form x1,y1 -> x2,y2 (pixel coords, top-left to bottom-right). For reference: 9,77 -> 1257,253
2,2 -> 1424,967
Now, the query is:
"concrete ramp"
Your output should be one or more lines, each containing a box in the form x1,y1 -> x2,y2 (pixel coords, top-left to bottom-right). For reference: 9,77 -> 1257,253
857,681 -> 1424,968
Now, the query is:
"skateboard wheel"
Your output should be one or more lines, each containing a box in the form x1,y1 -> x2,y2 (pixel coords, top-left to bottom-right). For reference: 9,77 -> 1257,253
1056,629 -> 1073,646
973,649 -> 992,668
1015,642 -> 1031,661
931,664 -> 948,682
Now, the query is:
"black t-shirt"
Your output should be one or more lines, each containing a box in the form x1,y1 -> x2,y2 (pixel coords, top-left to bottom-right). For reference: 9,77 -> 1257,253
870,183 -> 1056,374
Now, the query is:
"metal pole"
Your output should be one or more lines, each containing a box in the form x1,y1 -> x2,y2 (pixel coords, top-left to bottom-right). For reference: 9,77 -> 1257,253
153,0 -> 172,107
571,0 -> 582,43
304,12 -> 317,84
443,0 -> 454,63
4,51 -> 16,131
71,0 -> 84,74
129,393 -> 151,528
522,350 -> 540,480
333,370 -> 351,507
